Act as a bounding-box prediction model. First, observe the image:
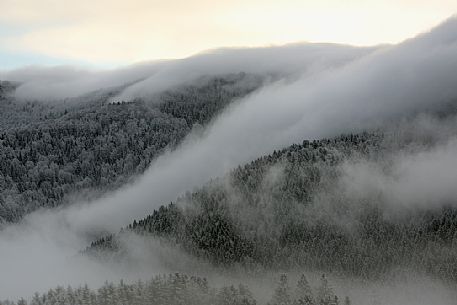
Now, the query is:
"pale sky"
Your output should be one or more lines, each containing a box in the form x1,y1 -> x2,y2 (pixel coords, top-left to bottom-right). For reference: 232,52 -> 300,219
0,0 -> 456,68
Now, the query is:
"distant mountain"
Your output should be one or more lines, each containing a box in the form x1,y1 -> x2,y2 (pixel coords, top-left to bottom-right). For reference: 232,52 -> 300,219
0,73 -> 263,223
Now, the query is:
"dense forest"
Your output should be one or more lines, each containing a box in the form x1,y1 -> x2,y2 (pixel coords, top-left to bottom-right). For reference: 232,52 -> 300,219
0,73 -> 263,223
87,131 -> 457,281
0,273 -> 350,305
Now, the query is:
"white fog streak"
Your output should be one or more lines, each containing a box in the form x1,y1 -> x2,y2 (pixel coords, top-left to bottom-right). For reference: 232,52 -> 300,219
341,138 -> 457,210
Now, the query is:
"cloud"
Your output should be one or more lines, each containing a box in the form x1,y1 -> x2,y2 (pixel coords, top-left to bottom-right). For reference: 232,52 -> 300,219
0,210 -> 117,299
0,61 -> 165,100
0,207 -> 215,300
340,137 -> 457,211
114,43 -> 376,101
2,42 -> 375,101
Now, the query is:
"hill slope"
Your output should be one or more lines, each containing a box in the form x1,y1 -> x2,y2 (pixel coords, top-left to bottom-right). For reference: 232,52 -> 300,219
0,73 -> 263,223
87,128 -> 457,281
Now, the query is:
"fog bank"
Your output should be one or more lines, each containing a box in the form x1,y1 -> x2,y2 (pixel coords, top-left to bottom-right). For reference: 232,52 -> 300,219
1,43 -> 376,101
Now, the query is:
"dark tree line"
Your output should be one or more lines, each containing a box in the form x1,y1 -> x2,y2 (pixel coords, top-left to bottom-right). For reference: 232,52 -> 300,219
1,273 -> 351,305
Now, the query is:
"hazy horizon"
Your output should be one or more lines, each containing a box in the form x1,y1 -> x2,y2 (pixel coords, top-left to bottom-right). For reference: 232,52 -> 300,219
1,0 -> 456,69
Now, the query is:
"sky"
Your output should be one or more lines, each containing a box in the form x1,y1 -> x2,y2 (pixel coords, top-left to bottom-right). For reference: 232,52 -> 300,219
0,0 -> 456,69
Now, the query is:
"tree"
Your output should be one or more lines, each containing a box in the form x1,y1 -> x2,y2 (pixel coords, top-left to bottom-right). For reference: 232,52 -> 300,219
270,274 -> 292,305
316,274 -> 334,305
294,274 -> 314,305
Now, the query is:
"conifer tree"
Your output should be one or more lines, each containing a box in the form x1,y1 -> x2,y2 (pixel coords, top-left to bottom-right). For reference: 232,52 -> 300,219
270,274 -> 292,305
316,274 -> 334,305
294,274 -> 314,305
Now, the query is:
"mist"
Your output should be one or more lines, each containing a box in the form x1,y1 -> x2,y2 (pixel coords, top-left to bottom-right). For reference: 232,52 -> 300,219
113,43 -> 378,102
0,43 -> 375,102
0,62 -> 163,101
339,138 -> 457,211
1,16 -> 457,301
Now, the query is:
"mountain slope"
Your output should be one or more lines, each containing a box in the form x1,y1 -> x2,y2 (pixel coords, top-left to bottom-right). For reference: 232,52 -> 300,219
87,128 -> 457,281
0,73 -> 263,223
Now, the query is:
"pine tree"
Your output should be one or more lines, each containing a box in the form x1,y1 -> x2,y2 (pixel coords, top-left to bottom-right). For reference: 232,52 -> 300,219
344,296 -> 351,305
294,274 -> 314,305
238,284 -> 256,305
316,274 -> 334,305
30,293 -> 43,305
270,274 -> 292,305
16,299 -> 26,305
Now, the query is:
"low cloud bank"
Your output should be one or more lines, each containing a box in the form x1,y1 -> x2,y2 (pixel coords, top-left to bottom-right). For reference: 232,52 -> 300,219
114,43 -> 377,101
340,137 -> 457,211
1,43 -> 376,101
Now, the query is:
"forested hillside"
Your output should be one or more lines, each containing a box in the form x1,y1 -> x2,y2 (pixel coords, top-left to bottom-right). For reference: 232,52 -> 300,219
88,131 -> 457,281
0,73 -> 263,223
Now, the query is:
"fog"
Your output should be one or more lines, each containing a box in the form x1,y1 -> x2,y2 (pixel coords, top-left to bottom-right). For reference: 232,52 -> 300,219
0,62 -> 163,100
0,211 -> 118,297
114,43 -> 377,101
0,211 -> 214,299
340,137 -> 457,211
1,16 -> 457,302
0,43 -> 376,101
